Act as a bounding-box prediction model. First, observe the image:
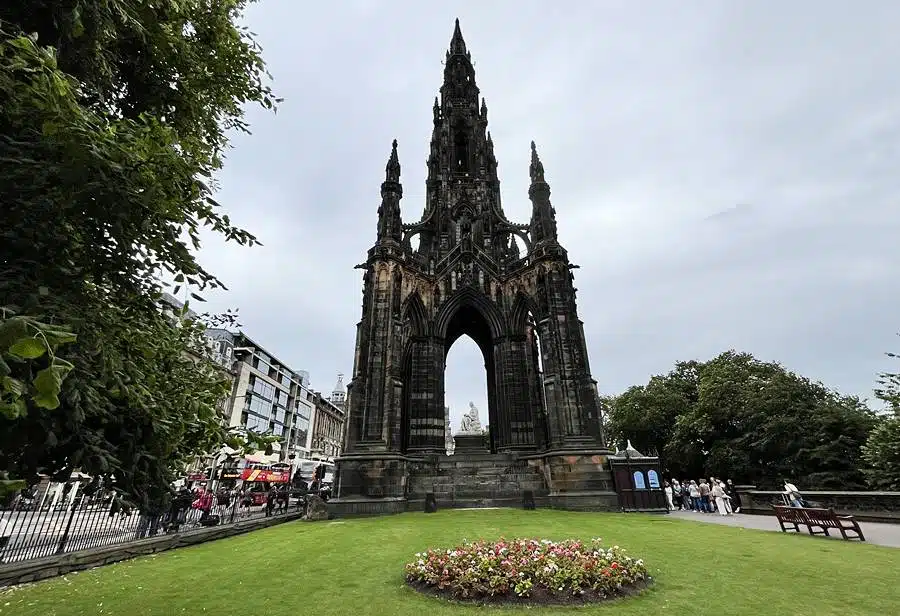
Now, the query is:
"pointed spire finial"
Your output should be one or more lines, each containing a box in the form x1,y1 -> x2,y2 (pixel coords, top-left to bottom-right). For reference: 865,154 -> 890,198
529,140 -> 545,183
449,18 -> 467,55
481,97 -> 488,118
385,139 -> 400,182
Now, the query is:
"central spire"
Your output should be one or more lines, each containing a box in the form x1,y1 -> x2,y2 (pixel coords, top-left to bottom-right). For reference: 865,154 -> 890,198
449,18 -> 467,55
441,19 -> 478,105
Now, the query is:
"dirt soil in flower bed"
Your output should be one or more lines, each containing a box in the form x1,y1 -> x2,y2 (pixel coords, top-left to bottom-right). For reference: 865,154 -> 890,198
406,578 -> 653,607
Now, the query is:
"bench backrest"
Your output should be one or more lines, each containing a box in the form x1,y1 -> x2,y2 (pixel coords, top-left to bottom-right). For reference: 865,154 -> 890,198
773,505 -> 805,522
800,507 -> 839,524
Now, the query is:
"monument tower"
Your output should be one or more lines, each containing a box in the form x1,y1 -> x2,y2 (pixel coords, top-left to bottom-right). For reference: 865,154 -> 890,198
331,20 -> 616,515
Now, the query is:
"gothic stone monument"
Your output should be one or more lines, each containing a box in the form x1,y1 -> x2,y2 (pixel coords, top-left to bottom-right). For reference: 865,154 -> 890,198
330,20 -> 616,516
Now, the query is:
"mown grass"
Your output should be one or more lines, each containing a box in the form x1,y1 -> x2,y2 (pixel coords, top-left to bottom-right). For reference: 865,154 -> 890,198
1,509 -> 897,615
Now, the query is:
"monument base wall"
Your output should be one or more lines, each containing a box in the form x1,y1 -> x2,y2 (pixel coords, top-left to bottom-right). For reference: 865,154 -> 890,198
329,449 -> 618,517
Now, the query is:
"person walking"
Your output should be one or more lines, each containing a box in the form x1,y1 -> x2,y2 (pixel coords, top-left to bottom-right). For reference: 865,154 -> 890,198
718,481 -> 733,514
726,479 -> 741,513
689,480 -> 701,512
664,481 -> 675,511
699,479 -> 711,513
711,481 -> 729,516
265,486 -> 276,517
671,480 -> 683,510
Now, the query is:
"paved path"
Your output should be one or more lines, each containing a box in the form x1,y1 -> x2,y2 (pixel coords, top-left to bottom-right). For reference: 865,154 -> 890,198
666,510 -> 900,548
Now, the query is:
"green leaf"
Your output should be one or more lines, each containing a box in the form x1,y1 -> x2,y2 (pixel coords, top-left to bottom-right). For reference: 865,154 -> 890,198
1,376 -> 26,398
32,363 -> 72,410
43,329 -> 77,346
8,336 -> 48,359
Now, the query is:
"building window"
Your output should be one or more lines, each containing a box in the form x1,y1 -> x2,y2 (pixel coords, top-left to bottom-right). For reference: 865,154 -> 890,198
245,414 -> 268,433
246,394 -> 271,419
296,416 -> 309,446
250,377 -> 276,401
295,400 -> 311,420
253,355 -> 271,374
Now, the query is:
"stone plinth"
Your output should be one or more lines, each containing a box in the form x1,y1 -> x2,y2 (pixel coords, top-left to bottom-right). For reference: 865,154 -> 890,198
329,447 -> 619,517
532,450 -> 618,511
328,453 -> 410,517
453,433 -> 488,453
407,452 -> 548,510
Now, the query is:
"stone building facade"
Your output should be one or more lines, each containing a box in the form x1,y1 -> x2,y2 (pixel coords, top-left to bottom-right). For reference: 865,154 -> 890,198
310,378 -> 346,462
331,21 -> 615,515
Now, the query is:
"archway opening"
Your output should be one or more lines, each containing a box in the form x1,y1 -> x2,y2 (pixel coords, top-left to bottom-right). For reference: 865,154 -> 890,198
444,304 -> 497,452
444,336 -> 487,451
510,234 -> 528,260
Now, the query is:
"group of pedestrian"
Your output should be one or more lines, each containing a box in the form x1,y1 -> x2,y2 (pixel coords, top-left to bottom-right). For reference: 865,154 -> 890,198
664,478 -> 741,515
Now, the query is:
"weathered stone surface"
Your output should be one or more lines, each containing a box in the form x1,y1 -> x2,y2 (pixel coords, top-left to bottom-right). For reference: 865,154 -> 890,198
332,21 -> 615,516
305,495 -> 329,521
453,433 -> 488,453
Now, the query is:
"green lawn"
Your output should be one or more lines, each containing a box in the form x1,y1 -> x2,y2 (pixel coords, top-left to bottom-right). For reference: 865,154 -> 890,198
1,510 -> 897,615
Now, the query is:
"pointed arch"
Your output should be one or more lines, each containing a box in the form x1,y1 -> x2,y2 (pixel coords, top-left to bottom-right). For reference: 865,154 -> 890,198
401,290 -> 429,337
435,286 -> 506,342
510,290 -> 541,334
451,198 -> 476,220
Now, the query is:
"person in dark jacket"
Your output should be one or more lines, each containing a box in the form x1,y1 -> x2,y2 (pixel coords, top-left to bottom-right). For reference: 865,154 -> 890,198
265,487 -> 276,517
725,479 -> 741,513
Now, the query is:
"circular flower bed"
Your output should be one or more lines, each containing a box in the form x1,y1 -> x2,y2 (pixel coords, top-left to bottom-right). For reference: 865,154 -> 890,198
405,538 -> 650,605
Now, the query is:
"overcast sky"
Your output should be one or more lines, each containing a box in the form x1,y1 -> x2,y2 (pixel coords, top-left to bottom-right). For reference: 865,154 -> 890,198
191,1 -> 900,428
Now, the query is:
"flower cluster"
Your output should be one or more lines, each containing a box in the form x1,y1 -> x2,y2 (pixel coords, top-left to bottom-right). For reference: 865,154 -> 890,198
405,538 -> 649,600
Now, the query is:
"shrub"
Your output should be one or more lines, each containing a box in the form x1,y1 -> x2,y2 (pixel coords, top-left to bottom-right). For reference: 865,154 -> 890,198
405,537 -> 649,602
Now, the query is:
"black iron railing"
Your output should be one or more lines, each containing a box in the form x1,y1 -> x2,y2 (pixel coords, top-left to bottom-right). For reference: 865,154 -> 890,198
0,493 -> 303,566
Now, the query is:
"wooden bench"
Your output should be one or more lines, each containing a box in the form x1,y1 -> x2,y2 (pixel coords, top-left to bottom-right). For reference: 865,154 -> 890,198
773,505 -> 865,541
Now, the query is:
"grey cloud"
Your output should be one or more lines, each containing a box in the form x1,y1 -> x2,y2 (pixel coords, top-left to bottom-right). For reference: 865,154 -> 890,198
194,1 -> 900,426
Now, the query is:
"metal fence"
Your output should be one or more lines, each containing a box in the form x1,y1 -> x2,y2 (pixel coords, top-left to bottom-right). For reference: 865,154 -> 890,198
0,492 -> 302,566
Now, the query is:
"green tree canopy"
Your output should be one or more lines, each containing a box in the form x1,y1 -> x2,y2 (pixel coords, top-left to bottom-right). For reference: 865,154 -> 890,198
861,345 -> 900,490
0,1 -> 278,508
606,351 -> 878,489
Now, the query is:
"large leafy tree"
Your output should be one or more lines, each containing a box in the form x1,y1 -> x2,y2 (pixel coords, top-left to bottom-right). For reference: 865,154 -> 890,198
605,360 -> 700,468
607,351 -> 877,489
862,346 -> 900,490
0,1 -> 278,508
